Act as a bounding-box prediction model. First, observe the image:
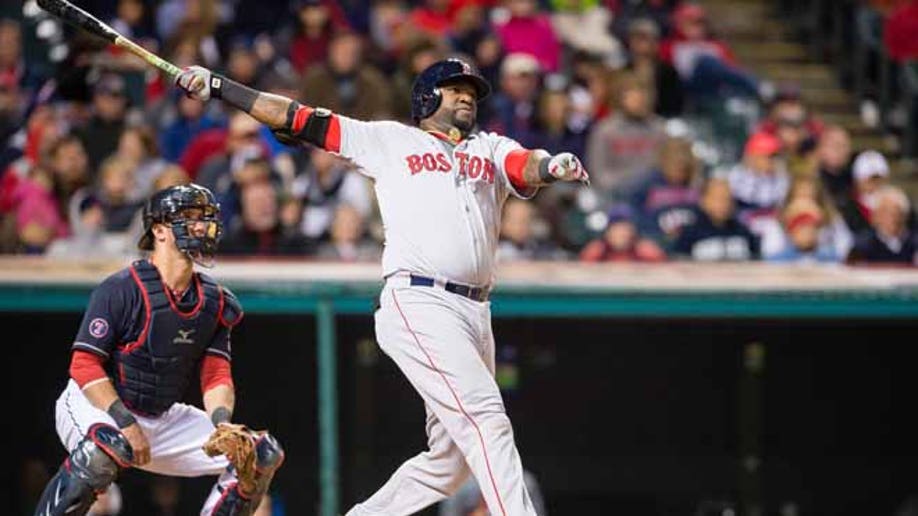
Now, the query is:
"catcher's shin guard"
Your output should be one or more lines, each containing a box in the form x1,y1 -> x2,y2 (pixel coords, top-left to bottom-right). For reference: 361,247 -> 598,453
34,424 -> 133,516
210,433 -> 284,516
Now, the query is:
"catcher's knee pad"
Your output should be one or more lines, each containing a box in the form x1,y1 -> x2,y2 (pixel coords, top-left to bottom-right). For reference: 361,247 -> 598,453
254,432 -> 284,473
34,423 -> 133,516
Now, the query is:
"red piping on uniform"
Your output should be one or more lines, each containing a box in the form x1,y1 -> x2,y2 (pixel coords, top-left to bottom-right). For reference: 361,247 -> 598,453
122,265 -> 153,354
88,423 -> 132,468
209,481 -> 240,514
162,274 -> 205,318
216,287 -> 244,328
390,290 -> 508,516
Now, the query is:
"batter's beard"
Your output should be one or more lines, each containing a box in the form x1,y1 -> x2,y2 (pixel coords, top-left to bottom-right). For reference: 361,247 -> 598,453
450,110 -> 475,136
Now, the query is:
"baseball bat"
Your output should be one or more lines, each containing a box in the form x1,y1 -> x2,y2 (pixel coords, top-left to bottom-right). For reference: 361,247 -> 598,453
36,0 -> 181,78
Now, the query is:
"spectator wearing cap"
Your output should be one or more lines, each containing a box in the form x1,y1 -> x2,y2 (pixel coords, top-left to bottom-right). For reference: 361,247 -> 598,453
579,203 -> 666,262
754,82 -> 823,177
300,29 -> 393,120
764,197 -> 842,263
284,0 -> 351,74
841,150 -> 893,234
630,135 -> 701,249
484,53 -> 544,149
493,0 -> 562,73
624,18 -> 684,118
75,73 -> 130,174
727,132 -> 790,228
659,2 -> 761,100
756,82 -> 824,143
847,185 -> 917,265
586,72 -> 666,205
759,175 -> 854,259
673,177 -> 760,261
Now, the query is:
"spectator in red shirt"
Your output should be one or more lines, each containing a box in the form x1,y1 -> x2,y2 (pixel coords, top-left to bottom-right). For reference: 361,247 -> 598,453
659,2 -> 760,99
884,0 -> 918,62
286,0 -> 350,74
580,203 -> 666,262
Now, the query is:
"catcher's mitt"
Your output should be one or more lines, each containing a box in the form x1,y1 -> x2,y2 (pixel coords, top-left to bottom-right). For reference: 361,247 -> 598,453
203,423 -> 261,494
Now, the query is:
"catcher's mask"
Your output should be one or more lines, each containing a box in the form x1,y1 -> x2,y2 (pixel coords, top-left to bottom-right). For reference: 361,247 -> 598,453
138,184 -> 223,267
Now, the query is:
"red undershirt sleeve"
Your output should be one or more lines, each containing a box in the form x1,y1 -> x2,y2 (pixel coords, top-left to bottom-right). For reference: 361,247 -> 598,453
200,354 -> 234,393
70,350 -> 109,388
504,149 -> 533,191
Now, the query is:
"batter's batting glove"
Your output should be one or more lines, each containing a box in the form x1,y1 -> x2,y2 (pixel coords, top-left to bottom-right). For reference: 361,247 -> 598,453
175,65 -> 213,101
548,152 -> 590,185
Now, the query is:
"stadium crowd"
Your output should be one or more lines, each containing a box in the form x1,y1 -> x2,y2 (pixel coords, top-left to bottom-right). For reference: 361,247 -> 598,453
0,0 -> 916,267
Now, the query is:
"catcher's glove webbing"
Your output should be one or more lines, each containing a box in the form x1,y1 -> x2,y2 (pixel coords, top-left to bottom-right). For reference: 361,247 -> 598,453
203,423 -> 260,495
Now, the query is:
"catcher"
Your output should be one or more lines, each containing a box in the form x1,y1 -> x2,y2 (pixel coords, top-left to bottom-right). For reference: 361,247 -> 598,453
34,184 -> 283,516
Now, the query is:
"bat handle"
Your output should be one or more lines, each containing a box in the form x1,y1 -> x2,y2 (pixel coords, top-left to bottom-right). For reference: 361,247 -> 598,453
114,36 -> 181,78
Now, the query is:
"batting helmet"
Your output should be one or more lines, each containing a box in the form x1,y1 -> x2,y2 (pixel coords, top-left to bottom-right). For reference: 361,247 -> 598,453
138,183 -> 223,263
410,58 -> 491,121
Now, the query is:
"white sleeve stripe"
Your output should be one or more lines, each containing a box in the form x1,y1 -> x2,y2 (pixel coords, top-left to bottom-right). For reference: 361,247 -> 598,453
80,378 -> 111,390
206,348 -> 232,360
73,342 -> 110,357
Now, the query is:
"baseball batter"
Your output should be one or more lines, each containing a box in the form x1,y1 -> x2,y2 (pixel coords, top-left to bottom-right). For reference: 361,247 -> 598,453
34,184 -> 283,516
175,58 -> 588,516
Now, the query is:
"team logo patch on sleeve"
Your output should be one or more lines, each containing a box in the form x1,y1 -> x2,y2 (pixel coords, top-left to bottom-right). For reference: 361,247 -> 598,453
89,318 -> 110,339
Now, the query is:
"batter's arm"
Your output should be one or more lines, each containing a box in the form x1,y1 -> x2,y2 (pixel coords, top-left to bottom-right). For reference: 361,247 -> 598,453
506,149 -> 590,190
174,66 -> 341,152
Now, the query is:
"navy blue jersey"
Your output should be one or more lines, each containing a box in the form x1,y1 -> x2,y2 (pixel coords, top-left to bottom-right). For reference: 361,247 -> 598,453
72,260 -> 242,415
73,267 -> 232,362
673,209 -> 760,261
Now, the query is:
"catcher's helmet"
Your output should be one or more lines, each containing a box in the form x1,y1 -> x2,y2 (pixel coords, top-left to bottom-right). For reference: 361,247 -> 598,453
138,183 -> 223,265
410,58 -> 491,121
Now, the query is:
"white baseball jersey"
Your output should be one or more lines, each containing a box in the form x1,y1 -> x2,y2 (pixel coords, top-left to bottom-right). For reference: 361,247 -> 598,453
335,117 -> 535,286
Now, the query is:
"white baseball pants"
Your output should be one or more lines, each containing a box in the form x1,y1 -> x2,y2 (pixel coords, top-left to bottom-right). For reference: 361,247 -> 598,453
347,279 -> 536,516
55,379 -> 236,514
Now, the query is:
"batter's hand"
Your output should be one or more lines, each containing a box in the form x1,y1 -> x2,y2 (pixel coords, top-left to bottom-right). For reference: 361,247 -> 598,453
548,152 -> 590,185
175,65 -> 213,101
121,423 -> 151,466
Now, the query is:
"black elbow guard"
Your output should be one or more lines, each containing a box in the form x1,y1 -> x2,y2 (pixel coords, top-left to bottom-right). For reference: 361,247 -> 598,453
272,103 -> 333,148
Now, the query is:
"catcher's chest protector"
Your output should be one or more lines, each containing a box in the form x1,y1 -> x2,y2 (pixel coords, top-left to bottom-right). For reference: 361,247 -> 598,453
114,260 -> 222,415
